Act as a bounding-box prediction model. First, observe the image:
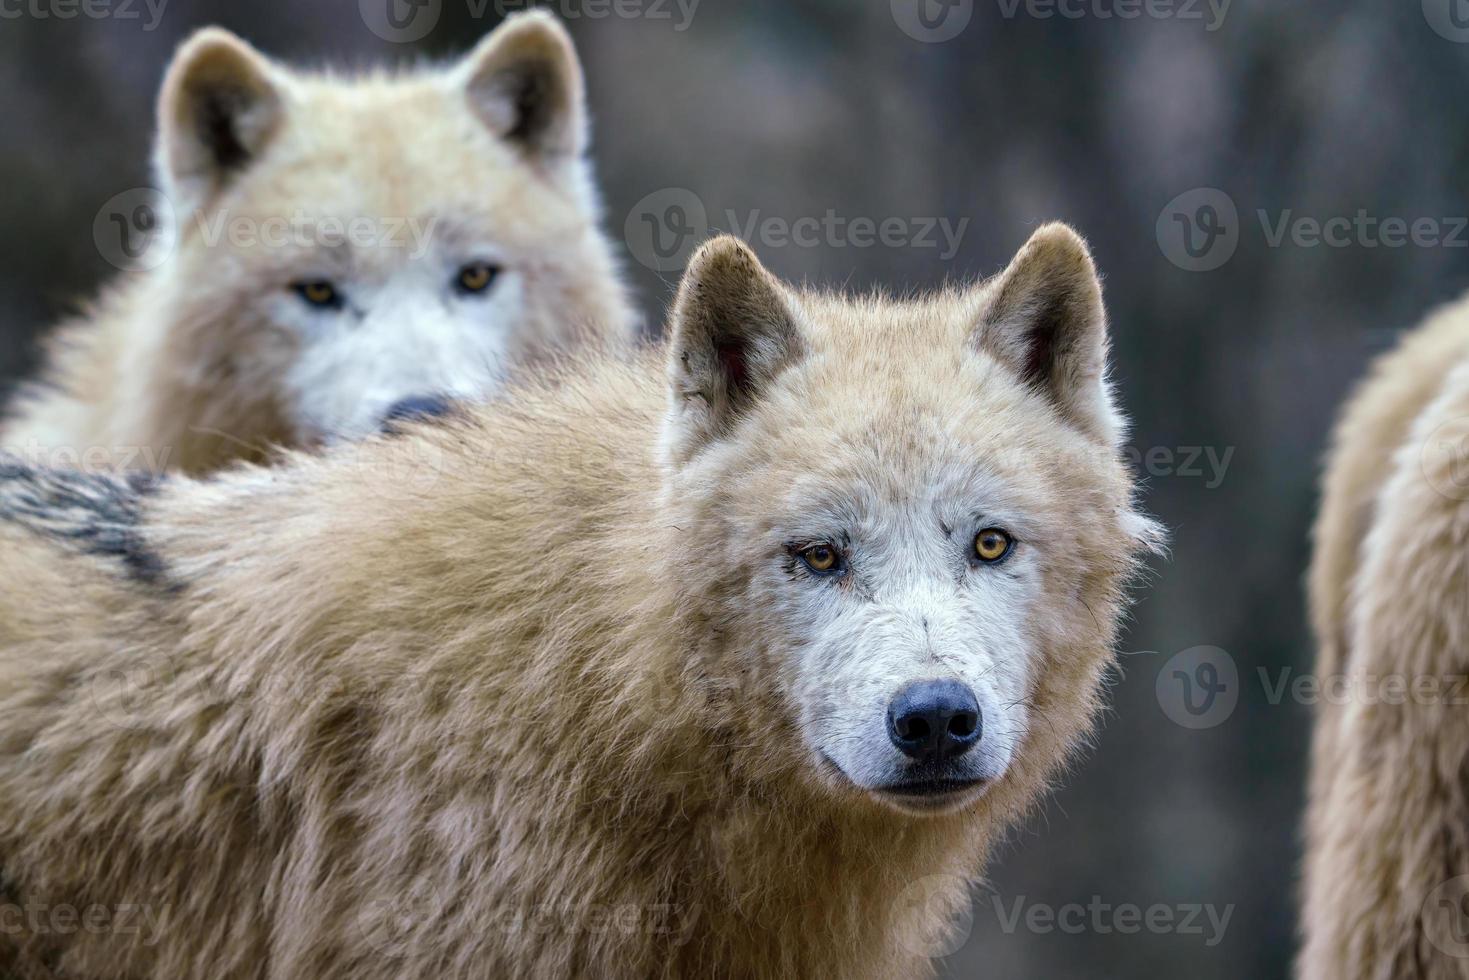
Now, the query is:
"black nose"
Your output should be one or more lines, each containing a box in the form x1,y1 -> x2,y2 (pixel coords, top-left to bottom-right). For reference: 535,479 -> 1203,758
887,680 -> 981,763
382,396 -> 456,430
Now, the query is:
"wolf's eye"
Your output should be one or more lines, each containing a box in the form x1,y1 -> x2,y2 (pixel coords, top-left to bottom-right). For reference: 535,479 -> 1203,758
292,280 -> 342,310
973,528 -> 1014,564
798,543 -> 843,576
455,262 -> 501,296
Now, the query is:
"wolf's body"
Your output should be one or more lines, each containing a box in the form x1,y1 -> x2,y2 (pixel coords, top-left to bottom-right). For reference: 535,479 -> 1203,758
0,229 -> 1156,979
1,12 -> 634,476
1302,292 -> 1469,978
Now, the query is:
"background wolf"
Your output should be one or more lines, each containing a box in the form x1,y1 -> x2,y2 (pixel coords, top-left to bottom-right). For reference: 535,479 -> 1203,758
0,11 -> 634,475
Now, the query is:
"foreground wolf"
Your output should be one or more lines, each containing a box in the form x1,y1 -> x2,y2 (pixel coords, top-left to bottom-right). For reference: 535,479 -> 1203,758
1302,293 -> 1469,979
0,12 -> 633,475
0,227 -> 1157,978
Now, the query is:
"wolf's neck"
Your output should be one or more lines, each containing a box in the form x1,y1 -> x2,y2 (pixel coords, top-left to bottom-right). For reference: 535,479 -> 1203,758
645,759 -> 991,975
571,637 -> 991,974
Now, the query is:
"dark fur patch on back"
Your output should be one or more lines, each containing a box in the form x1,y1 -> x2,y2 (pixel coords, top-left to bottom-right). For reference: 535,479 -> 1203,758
0,456 -> 170,586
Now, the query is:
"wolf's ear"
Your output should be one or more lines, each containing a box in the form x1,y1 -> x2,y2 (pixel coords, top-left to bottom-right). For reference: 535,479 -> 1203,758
460,11 -> 586,160
973,223 -> 1119,443
663,237 -> 806,465
156,28 -> 284,206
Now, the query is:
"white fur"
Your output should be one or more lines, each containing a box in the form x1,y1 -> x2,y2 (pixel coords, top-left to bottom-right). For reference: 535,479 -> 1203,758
270,251 -> 526,441
777,460 -> 1037,812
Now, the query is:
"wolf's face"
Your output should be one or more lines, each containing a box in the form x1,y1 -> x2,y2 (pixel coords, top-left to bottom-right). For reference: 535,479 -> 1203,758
661,230 -> 1158,816
151,13 -> 632,444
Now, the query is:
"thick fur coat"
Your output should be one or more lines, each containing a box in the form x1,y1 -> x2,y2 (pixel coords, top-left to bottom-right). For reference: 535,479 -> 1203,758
1302,291 -> 1469,978
1,13 -> 634,475
0,228 -> 1156,978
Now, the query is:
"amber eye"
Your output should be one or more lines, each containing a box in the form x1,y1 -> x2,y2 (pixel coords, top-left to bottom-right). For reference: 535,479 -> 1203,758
974,528 -> 1014,564
293,280 -> 342,310
799,543 -> 842,575
456,262 -> 500,295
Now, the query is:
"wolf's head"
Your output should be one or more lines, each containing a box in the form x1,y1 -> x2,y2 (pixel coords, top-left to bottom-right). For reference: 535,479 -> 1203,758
145,12 -> 633,445
659,229 -> 1160,817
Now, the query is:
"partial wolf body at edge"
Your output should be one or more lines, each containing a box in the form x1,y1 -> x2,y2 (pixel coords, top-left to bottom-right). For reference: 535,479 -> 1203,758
1301,291 -> 1469,979
0,228 -> 1157,979
0,12 -> 635,476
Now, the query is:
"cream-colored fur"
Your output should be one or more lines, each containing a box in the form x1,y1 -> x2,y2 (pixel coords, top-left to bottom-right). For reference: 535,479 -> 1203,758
0,227 -> 1157,979
1302,291 -> 1469,978
1,12 -> 634,476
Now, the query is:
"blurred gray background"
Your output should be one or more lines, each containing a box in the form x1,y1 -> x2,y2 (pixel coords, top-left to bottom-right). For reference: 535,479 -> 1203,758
4,1 -> 1468,976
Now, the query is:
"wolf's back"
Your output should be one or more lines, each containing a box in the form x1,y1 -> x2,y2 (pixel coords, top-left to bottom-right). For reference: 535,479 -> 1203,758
1302,292 -> 1469,979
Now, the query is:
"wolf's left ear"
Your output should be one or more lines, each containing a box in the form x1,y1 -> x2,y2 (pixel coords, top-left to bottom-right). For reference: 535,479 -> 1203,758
973,223 -> 1119,444
460,11 -> 586,160
157,28 -> 285,207
663,237 -> 806,466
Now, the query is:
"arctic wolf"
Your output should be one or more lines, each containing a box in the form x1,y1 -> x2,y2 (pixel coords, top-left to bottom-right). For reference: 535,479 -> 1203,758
0,227 -> 1158,978
1302,293 -> 1469,979
0,12 -> 634,475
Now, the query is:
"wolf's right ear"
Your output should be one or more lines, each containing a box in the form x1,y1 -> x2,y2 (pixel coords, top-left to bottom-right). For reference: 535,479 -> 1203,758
663,237 -> 806,466
460,11 -> 586,160
972,223 -> 1119,444
156,28 -> 284,207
